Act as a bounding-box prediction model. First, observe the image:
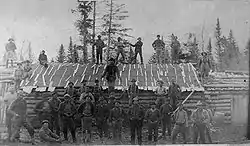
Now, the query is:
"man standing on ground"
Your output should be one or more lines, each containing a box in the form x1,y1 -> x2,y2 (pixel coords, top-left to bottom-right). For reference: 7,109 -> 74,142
160,99 -> 173,139
14,63 -> 23,91
48,92 -> 61,136
128,79 -> 139,106
38,50 -> 48,68
152,35 -> 165,64
58,94 -> 77,143
145,103 -> 160,144
168,78 -> 181,111
101,58 -> 121,93
128,97 -> 144,145
155,80 -> 168,109
191,101 -> 210,144
95,35 -> 105,64
129,37 -> 143,64
171,103 -> 188,144
8,90 -> 35,143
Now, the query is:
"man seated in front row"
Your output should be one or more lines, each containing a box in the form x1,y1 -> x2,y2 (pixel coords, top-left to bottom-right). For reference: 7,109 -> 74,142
39,120 -> 61,144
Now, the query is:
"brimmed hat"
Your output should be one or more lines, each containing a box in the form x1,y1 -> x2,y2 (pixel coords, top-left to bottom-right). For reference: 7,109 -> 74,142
131,79 -> 136,82
42,120 -> 49,125
201,52 -> 208,56
64,94 -> 70,98
137,37 -> 141,40
68,82 -> 74,85
97,35 -> 101,38
42,50 -> 45,53
17,62 -> 22,65
133,97 -> 139,102
196,101 -> 204,107
118,37 -> 122,40
157,35 -> 160,37
95,79 -> 99,83
157,80 -> 164,84
8,38 -> 14,41
108,58 -> 115,62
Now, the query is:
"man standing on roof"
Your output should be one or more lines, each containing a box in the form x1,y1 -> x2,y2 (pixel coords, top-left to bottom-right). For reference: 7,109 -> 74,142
115,37 -> 126,63
39,50 -> 48,68
129,37 -> 143,64
160,99 -> 173,139
8,90 -> 35,143
128,79 -> 139,106
39,120 -> 62,144
155,80 -> 168,109
168,78 -> 181,111
58,94 -> 77,143
109,100 -> 126,144
198,52 -> 211,84
95,97 -> 109,143
171,103 -> 188,144
101,58 -> 121,93
152,35 -> 165,64
23,60 -> 32,82
14,62 -> 24,91
145,103 -> 160,143
191,101 -> 210,144
95,35 -> 105,64
5,38 -> 17,68
128,97 -> 144,145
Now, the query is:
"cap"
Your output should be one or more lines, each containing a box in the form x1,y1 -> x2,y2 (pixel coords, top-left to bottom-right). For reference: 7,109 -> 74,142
8,38 -> 14,41
95,79 -> 99,83
42,120 -> 49,125
108,58 -> 115,62
42,50 -> 45,53
131,79 -> 136,82
137,37 -> 141,40
118,37 -> 122,40
157,35 -> 160,37
97,35 -> 101,38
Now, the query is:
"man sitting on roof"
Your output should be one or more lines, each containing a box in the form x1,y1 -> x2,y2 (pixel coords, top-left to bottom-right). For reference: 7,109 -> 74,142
23,60 -> 32,82
155,80 -> 168,109
39,50 -> 48,68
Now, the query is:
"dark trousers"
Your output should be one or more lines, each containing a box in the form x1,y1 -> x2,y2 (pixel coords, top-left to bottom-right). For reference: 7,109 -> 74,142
205,125 -> 212,143
96,49 -> 103,64
112,120 -> 122,142
134,50 -> 143,64
130,119 -> 142,145
51,114 -> 60,136
6,113 -> 12,140
193,123 -> 206,144
62,116 -> 76,142
116,49 -> 126,62
96,119 -> 108,138
170,96 -> 178,111
161,116 -> 171,137
147,122 -> 158,142
107,80 -> 115,94
11,116 -> 34,141
171,123 -> 186,144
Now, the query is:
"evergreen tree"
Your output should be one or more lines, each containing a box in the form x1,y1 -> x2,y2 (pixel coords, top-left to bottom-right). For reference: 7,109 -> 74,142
214,18 -> 224,70
189,35 -> 199,63
245,38 -> 250,59
56,44 -> 66,63
72,44 -> 79,63
227,29 -> 240,63
67,37 -> 74,63
207,37 -> 215,69
99,0 -> 132,45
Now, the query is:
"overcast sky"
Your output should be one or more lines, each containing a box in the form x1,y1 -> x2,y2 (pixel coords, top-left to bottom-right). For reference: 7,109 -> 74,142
0,0 -> 249,62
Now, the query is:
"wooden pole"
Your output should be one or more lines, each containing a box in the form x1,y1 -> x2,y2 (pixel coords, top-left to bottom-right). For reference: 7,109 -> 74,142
107,0 -> 113,60
92,1 -> 96,63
